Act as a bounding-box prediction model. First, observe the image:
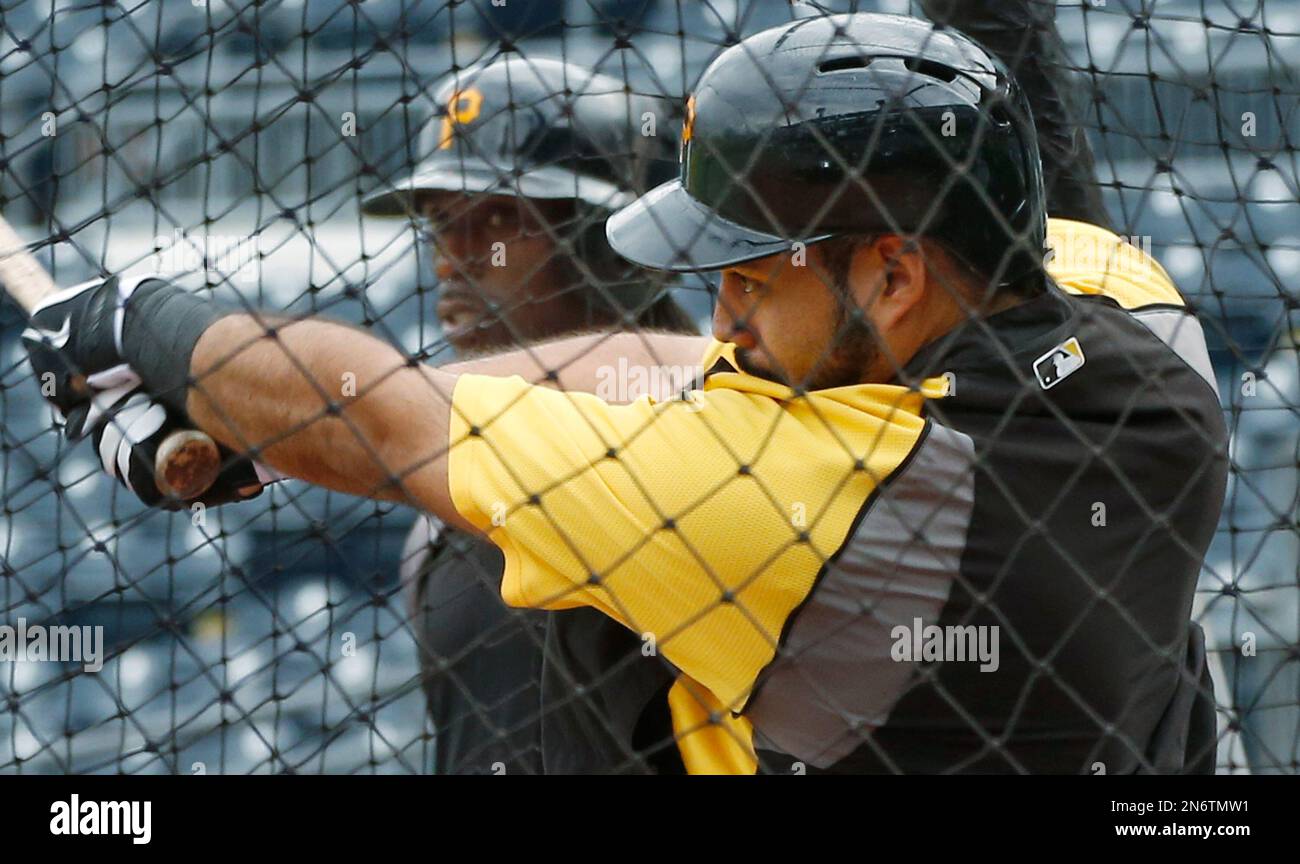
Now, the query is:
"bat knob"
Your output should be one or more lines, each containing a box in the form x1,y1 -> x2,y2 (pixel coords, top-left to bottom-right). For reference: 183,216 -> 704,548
154,429 -> 222,501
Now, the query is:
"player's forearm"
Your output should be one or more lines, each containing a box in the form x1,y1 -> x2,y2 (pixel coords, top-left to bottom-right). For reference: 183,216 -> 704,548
111,278 -> 701,520
185,314 -> 460,517
443,331 -> 709,397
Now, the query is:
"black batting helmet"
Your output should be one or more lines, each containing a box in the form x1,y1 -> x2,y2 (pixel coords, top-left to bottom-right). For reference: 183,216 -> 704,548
606,12 -> 1047,290
362,56 -> 676,218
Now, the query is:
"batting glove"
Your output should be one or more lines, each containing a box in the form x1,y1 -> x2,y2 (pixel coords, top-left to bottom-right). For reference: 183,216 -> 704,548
21,273 -> 270,508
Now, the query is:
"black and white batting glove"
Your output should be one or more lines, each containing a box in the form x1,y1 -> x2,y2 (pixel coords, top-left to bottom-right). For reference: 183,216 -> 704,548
21,273 -> 273,508
21,274 -> 139,438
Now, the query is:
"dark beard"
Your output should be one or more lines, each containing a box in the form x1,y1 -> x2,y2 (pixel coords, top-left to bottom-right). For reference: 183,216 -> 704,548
734,309 -> 878,391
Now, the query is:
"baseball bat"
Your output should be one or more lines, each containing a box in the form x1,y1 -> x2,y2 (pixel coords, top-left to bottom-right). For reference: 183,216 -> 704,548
0,217 -> 221,500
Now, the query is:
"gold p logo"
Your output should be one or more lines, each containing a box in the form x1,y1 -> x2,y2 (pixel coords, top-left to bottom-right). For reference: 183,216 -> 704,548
438,87 -> 484,149
682,93 -> 697,144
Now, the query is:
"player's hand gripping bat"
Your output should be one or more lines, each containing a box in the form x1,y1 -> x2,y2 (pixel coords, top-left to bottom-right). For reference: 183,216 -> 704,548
0,216 -> 221,500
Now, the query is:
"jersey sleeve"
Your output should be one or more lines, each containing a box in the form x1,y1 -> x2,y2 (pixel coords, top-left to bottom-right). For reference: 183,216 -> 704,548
445,365 -> 930,710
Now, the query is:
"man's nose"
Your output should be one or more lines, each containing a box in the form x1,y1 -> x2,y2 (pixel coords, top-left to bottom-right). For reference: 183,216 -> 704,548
434,257 -> 457,281
428,228 -> 473,278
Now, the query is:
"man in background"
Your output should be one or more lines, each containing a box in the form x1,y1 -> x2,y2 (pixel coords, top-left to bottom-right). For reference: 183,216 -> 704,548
362,55 -> 697,774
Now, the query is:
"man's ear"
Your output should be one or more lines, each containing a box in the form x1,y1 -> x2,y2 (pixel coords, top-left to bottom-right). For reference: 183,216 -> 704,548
851,235 -> 927,329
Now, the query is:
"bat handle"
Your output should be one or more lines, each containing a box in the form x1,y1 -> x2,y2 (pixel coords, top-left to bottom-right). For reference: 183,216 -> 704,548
154,428 -> 222,501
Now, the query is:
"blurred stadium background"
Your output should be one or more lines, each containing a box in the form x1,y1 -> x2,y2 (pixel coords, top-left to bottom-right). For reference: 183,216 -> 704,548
0,0 -> 1295,773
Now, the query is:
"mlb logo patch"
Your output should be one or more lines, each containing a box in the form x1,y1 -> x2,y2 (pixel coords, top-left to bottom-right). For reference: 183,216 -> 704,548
1033,337 -> 1085,390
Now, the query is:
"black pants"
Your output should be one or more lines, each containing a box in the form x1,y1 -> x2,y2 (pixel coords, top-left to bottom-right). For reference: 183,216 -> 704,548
408,523 -> 547,774
405,518 -> 683,774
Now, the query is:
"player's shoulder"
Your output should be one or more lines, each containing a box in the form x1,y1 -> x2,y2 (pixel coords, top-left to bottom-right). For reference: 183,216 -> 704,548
1045,217 -> 1185,311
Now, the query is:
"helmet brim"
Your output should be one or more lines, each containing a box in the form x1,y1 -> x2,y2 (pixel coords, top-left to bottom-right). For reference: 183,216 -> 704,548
362,156 -> 634,217
606,180 -> 831,273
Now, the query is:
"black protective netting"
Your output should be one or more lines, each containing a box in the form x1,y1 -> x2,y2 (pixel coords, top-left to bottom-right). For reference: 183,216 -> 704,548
0,0 -> 1295,775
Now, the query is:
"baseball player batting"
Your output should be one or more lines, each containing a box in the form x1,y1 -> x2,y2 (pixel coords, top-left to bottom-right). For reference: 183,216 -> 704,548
13,8 -> 1226,773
